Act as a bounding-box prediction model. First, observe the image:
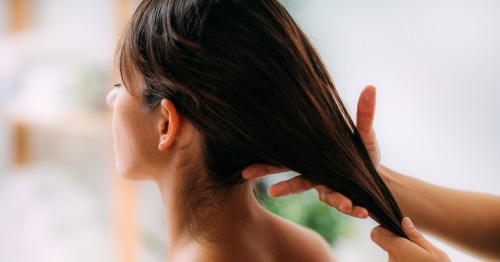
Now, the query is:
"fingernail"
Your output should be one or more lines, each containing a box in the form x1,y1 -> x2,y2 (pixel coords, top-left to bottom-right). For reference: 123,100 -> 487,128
318,191 -> 325,201
242,167 -> 255,179
402,217 -> 414,228
269,186 -> 286,197
339,203 -> 350,213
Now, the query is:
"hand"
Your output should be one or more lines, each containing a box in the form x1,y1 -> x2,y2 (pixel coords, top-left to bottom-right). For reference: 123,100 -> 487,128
242,85 -> 379,218
371,217 -> 451,262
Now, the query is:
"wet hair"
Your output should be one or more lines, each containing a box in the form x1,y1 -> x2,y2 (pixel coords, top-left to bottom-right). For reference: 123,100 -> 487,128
119,0 -> 407,238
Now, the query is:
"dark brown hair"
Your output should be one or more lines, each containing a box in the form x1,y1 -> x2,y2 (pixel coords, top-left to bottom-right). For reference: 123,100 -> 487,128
119,0 -> 407,238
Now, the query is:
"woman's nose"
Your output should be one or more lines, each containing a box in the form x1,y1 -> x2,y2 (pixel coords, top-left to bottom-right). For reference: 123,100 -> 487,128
106,88 -> 117,108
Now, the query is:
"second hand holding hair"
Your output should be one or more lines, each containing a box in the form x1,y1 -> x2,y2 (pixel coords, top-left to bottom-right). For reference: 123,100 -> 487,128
242,85 -> 451,262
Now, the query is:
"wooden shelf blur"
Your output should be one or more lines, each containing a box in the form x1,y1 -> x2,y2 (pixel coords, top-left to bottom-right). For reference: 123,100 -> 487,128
9,0 -> 30,33
114,1 -> 139,262
13,120 -> 29,166
6,110 -> 112,167
6,0 -> 143,261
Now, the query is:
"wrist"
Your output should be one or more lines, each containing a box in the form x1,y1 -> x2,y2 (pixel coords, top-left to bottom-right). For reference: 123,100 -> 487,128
377,164 -> 395,186
377,164 -> 405,203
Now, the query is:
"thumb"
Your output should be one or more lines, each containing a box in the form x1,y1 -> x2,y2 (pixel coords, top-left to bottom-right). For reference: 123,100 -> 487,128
401,217 -> 434,251
370,225 -> 405,253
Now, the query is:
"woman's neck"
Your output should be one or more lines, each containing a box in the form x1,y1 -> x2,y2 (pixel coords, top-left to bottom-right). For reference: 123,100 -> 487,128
155,170 -> 271,258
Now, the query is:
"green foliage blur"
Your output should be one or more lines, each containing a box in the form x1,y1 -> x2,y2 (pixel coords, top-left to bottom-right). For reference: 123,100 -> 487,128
257,183 -> 353,245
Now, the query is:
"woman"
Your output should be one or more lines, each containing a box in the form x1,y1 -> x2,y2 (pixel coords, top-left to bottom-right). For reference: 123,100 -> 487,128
107,0 -> 405,260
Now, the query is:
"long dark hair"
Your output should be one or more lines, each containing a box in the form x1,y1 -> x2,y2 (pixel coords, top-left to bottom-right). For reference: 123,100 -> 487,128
119,0 -> 407,238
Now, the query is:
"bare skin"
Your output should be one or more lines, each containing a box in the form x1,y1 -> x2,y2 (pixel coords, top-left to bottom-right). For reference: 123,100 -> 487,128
243,85 -> 500,261
107,81 -> 334,262
371,217 -> 450,262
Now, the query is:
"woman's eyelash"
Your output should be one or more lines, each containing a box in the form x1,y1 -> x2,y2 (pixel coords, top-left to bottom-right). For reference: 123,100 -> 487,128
114,83 -> 122,88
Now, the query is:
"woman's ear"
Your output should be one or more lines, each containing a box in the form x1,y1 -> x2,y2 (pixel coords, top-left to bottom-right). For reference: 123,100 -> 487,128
158,99 -> 181,151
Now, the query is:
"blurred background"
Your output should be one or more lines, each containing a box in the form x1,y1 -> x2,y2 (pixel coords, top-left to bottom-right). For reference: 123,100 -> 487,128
0,0 -> 498,261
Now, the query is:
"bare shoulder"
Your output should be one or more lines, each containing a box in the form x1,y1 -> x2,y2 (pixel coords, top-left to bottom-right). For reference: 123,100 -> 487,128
168,243 -> 204,262
270,214 -> 335,262
170,214 -> 335,262
169,242 -> 265,262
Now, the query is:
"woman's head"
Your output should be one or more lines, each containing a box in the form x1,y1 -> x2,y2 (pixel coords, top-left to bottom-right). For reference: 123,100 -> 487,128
117,0 -> 345,183
111,0 -> 407,238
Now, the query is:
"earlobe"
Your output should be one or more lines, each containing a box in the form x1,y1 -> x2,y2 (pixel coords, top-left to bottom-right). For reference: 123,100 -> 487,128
158,99 -> 180,151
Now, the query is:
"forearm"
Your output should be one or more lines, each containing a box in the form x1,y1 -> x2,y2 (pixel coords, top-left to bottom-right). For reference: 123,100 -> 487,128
378,165 -> 500,260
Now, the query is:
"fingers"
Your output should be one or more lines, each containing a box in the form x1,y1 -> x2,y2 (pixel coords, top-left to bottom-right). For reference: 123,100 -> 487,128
401,217 -> 435,252
351,206 -> 369,219
356,85 -> 376,135
401,218 -> 451,261
242,164 -> 314,198
268,176 -> 315,197
370,225 -> 422,256
243,164 -> 370,219
371,218 -> 430,253
269,182 -> 370,218
244,164 -> 370,220
356,85 -> 381,165
315,186 -> 369,218
242,164 -> 290,179
371,218 -> 451,262
370,225 -> 406,253
316,186 -> 351,212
